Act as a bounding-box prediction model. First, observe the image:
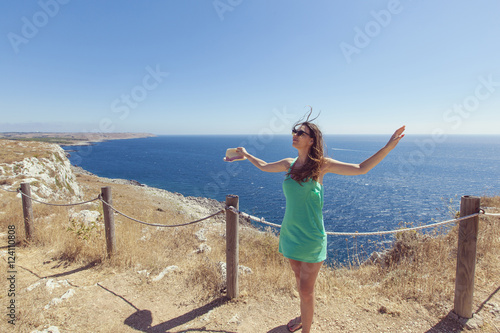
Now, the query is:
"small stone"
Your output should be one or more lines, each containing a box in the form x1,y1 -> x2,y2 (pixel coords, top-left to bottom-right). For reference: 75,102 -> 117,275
137,270 -> 150,277
228,314 -> 240,325
26,280 -> 42,292
487,302 -> 500,315
31,326 -> 61,333
152,266 -> 179,282
217,262 -> 227,281
238,265 -> 253,275
44,289 -> 75,309
465,314 -> 483,330
194,244 -> 211,254
45,279 -> 70,292
195,228 -> 207,242
70,210 -> 101,227
217,262 -> 252,282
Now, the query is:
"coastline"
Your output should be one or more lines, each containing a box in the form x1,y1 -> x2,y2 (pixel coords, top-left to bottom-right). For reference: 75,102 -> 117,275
70,165 -> 252,227
71,165 -> 223,212
0,132 -> 156,146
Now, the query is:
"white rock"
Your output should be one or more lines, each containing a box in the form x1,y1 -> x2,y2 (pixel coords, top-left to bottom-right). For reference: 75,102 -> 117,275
228,314 -> 240,324
487,302 -> 500,315
26,280 -> 42,292
140,233 -> 151,241
217,262 -> 227,281
194,244 -> 211,254
217,262 -> 253,282
200,309 -> 214,322
31,326 -> 61,333
45,279 -> 70,292
465,314 -> 483,330
152,266 -> 179,282
70,210 -> 101,226
239,265 -> 253,275
195,228 -> 207,242
44,289 -> 75,309
137,270 -> 150,277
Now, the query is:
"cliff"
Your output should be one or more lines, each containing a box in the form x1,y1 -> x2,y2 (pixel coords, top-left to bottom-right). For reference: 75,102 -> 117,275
0,140 -> 81,201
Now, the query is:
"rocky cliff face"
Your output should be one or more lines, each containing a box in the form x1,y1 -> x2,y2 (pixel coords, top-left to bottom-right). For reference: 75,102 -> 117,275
0,140 -> 81,201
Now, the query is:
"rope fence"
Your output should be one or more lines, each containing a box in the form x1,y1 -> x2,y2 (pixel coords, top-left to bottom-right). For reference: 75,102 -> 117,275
1,184 -> 498,235
227,206 -> 486,236
483,212 -> 500,216
100,198 -> 225,228
3,183 -> 499,317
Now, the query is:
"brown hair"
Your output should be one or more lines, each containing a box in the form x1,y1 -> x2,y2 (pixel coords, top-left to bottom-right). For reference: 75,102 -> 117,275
287,109 -> 326,184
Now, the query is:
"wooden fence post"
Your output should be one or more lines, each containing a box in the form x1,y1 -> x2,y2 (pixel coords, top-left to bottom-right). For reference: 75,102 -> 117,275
454,195 -> 481,318
225,194 -> 239,299
101,186 -> 116,257
20,182 -> 34,241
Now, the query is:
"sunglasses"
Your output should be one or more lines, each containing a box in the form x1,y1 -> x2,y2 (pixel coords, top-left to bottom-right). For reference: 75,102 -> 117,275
292,128 -> 311,137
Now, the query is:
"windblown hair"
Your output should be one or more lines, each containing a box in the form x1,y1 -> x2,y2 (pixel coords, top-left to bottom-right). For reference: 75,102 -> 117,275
287,107 -> 326,184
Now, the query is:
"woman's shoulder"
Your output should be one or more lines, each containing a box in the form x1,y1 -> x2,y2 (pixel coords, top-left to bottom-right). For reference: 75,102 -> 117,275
274,157 -> 295,171
321,157 -> 335,164
319,157 -> 338,172
282,157 -> 296,167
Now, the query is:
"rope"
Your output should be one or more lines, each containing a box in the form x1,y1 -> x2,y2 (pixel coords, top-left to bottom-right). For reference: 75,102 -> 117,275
18,190 -> 101,206
227,206 -> 283,228
0,186 -> 20,193
483,212 -> 500,216
226,206 -> 482,236
6,182 -> 499,232
324,213 -> 480,236
100,198 -> 225,228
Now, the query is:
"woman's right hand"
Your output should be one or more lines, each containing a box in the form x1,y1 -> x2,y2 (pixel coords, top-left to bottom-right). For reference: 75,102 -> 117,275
224,147 -> 248,162
235,147 -> 248,158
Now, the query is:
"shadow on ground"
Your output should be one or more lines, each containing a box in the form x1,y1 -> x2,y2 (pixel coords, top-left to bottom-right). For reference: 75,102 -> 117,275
425,311 -> 465,333
266,325 -> 291,332
123,297 -> 236,333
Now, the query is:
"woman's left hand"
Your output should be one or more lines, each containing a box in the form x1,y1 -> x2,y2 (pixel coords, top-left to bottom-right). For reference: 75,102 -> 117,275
385,126 -> 406,150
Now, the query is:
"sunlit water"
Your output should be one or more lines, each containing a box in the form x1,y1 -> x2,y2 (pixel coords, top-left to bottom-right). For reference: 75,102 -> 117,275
64,135 -> 500,263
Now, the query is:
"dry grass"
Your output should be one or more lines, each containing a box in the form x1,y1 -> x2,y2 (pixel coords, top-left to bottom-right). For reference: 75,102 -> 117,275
1,142 -> 499,328
5,175 -> 498,317
0,139 -> 54,164
4,174 -> 500,303
323,196 -> 500,316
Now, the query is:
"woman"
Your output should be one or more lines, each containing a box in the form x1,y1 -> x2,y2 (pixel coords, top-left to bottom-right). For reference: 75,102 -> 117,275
234,112 -> 405,332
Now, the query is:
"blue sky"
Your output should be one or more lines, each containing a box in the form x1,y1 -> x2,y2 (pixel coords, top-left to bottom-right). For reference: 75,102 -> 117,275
1,1 -> 499,135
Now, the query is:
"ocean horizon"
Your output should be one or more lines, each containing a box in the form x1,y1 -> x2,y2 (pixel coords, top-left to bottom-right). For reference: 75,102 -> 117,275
64,134 -> 500,263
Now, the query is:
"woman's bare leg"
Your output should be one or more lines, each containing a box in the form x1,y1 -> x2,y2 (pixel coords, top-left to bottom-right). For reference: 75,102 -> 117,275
289,259 -> 323,333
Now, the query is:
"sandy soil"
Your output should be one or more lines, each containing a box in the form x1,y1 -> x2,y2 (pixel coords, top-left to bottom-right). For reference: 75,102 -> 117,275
2,238 -> 498,333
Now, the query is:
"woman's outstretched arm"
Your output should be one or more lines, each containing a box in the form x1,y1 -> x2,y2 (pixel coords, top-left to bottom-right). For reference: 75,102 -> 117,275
323,126 -> 405,176
236,147 -> 292,173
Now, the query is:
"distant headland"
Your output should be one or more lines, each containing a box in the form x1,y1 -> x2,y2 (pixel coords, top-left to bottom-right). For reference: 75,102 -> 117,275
0,132 -> 156,146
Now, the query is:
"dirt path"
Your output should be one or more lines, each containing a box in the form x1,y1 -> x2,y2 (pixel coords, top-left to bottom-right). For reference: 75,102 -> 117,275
4,245 -> 496,333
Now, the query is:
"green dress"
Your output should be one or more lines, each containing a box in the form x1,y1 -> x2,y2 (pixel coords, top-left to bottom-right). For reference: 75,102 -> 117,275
278,158 -> 327,263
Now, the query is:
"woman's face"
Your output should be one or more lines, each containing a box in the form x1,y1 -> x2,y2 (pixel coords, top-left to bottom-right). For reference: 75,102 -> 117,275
292,124 -> 314,149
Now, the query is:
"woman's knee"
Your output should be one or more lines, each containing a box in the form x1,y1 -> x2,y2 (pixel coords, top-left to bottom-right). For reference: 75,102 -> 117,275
298,278 -> 316,295
299,286 -> 315,301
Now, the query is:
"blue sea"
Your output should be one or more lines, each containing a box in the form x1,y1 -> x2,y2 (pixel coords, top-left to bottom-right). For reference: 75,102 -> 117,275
64,135 -> 500,264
